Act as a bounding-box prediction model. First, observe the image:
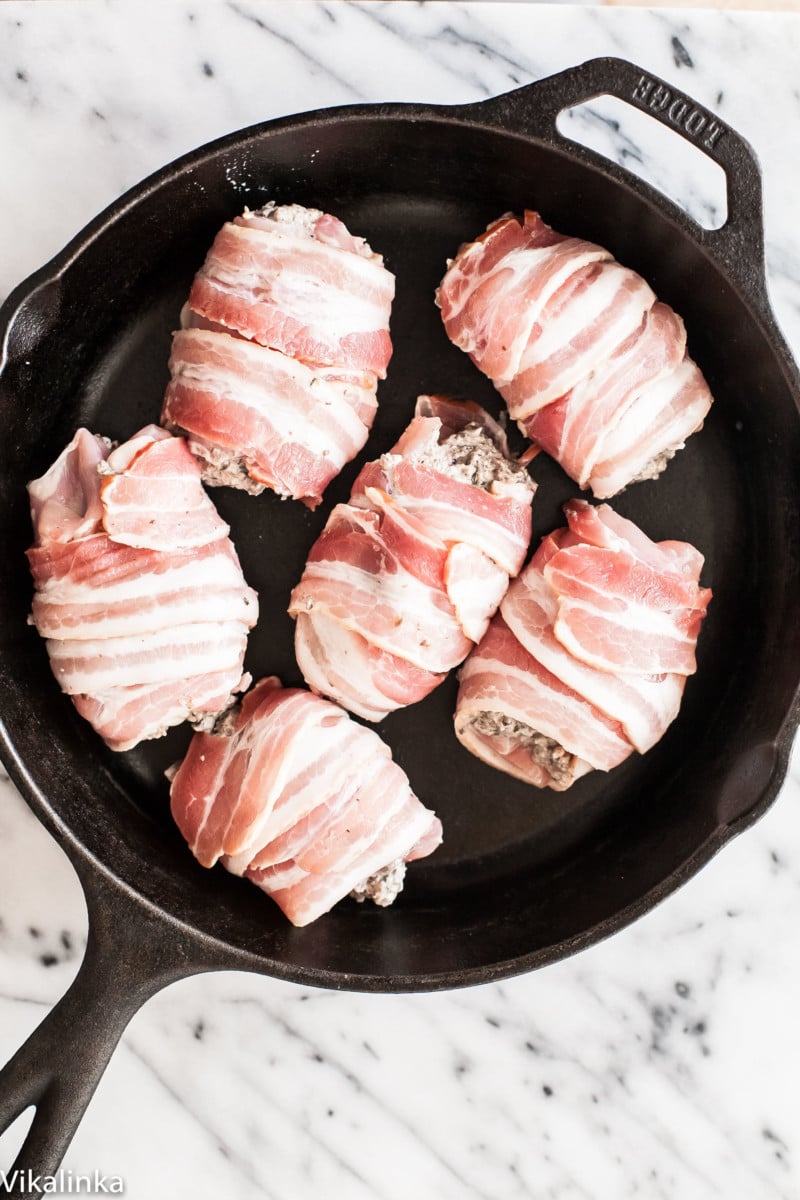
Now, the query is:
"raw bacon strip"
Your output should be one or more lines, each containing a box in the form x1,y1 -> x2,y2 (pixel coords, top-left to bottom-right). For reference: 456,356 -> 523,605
502,262 -> 656,415
29,538 -> 254,642
98,424 -> 231,550
500,545 -> 684,755
169,677 -> 442,926
587,358 -> 714,500
72,673 -> 244,756
455,616 -> 625,788
350,397 -> 533,577
290,502 -> 471,673
26,427 -> 258,751
189,206 -> 394,375
162,328 -> 378,509
437,210 -> 714,497
522,302 -> 687,489
558,498 -> 705,578
28,428 -> 110,544
294,612 -> 446,723
546,499 -> 712,677
454,499 -> 711,790
444,542 -> 510,644
163,202 -> 394,506
289,395 -> 536,720
47,620 -> 252,694
438,212 -> 611,387
352,456 -> 531,578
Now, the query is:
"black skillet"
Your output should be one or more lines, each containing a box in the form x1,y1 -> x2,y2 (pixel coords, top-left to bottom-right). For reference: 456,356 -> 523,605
2,56 -> 800,1182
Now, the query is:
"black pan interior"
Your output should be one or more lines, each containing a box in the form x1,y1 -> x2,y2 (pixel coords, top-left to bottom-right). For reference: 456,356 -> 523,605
2,108 -> 800,989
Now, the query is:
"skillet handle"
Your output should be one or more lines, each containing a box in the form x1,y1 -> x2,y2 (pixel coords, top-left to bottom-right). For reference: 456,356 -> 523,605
471,56 -> 768,305
0,866 -> 200,1189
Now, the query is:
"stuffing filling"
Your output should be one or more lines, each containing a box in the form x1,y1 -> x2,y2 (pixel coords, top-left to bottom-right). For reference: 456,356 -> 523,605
245,201 -> 322,237
627,442 -> 682,487
351,859 -> 407,907
167,432 -> 267,496
417,423 -> 534,493
471,711 -> 575,786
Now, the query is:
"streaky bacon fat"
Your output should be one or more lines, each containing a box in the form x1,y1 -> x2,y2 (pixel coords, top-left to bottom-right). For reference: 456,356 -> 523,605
27,426 -> 258,751
437,211 -> 713,497
163,202 -> 394,507
454,499 -> 711,789
169,677 -> 442,926
288,395 -> 536,720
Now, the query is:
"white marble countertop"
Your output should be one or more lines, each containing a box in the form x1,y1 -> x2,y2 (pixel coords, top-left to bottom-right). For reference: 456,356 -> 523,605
2,3 -> 800,1197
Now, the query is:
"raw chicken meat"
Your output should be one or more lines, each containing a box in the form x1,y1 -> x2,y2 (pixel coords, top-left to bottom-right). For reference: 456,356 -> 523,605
27,425 -> 258,751
169,676 -> 442,926
455,499 -> 711,788
437,211 -> 713,497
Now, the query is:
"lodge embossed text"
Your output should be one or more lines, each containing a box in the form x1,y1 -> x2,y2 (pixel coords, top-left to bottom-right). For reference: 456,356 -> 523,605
631,74 -> 726,152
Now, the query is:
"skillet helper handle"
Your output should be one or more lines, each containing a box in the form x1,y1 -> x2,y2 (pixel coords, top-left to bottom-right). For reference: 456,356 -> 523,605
0,869 -> 196,1189
474,56 -> 768,305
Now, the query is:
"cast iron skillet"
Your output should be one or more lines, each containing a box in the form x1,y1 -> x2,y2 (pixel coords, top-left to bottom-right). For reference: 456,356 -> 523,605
2,56 -> 800,1181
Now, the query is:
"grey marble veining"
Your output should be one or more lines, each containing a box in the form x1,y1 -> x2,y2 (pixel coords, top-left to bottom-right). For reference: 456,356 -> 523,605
2,3 -> 800,1198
